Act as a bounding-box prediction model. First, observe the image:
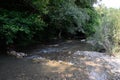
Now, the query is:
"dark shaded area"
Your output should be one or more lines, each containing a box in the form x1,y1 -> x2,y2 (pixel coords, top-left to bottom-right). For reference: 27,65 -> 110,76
0,39 -> 7,54
0,0 -> 38,12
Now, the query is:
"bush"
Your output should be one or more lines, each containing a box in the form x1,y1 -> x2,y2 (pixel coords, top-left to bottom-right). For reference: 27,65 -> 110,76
93,7 -> 120,55
0,9 -> 46,46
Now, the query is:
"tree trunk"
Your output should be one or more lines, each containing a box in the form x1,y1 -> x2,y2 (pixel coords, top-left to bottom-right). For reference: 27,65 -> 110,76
58,30 -> 62,39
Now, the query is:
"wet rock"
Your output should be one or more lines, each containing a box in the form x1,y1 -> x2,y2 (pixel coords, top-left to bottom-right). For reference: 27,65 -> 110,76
86,40 -> 105,52
7,50 -> 27,58
32,57 -> 46,63
81,39 -> 86,42
86,40 -> 96,46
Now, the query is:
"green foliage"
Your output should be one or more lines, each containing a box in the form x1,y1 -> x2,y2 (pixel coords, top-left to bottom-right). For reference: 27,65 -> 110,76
83,8 -> 99,36
93,6 -> 120,55
75,0 -> 97,8
31,0 -> 49,14
47,0 -> 98,38
0,0 -> 99,48
0,9 -> 45,45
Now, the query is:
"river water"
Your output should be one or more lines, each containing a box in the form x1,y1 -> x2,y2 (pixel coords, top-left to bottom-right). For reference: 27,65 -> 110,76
0,40 -> 120,80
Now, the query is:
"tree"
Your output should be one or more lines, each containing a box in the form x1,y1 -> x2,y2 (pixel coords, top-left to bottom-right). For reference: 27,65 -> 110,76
47,0 -> 98,38
0,0 -> 99,51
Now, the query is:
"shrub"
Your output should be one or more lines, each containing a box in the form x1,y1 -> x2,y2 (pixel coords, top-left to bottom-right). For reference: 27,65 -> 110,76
0,9 -> 46,46
93,7 -> 120,55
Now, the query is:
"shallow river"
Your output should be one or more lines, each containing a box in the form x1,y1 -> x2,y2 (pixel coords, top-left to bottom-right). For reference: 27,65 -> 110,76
0,40 -> 120,80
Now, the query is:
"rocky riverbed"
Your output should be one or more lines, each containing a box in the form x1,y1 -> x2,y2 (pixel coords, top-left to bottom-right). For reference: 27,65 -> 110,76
0,40 -> 120,80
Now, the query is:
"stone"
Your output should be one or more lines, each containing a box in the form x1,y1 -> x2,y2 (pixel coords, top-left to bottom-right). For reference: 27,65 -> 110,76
7,50 -> 27,58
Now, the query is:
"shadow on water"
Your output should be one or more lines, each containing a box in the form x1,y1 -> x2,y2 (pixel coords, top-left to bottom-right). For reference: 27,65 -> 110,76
0,53 -> 89,80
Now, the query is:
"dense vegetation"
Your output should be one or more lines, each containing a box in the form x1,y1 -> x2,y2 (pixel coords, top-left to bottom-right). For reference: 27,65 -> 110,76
0,0 -> 120,56
0,9 -> 45,45
93,5 -> 120,55
0,0 -> 98,50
